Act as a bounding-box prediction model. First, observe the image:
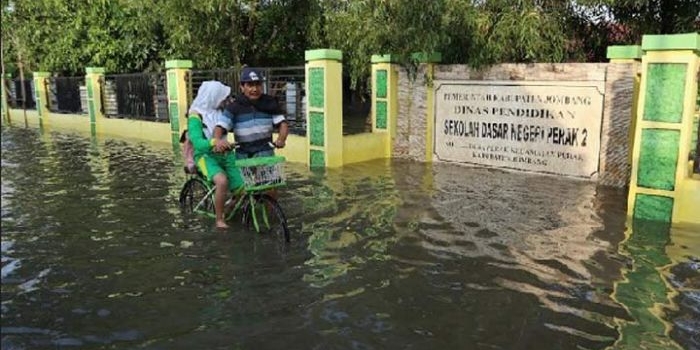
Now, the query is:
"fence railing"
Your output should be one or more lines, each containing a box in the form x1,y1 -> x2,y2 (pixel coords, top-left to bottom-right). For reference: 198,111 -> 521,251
188,66 -> 307,135
254,66 -> 306,133
4,67 -> 308,130
4,79 -> 36,110
48,76 -> 84,114
102,73 -> 168,122
189,69 -> 238,99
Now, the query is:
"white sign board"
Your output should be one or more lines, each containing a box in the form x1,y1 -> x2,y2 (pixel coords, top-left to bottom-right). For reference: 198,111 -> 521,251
434,81 -> 605,178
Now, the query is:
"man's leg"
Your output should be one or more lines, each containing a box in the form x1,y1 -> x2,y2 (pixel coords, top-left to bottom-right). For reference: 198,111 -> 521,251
225,152 -> 246,191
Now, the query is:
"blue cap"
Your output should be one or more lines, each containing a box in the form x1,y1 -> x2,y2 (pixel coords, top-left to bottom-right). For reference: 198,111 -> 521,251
240,67 -> 264,83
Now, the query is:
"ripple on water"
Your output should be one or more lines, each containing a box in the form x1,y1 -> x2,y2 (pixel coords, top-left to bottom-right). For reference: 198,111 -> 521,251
0,126 -> 695,349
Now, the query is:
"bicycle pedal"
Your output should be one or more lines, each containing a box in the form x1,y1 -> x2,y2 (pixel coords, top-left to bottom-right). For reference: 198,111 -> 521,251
224,195 -> 241,209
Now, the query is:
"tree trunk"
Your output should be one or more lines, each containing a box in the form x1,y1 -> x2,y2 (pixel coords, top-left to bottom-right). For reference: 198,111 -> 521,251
18,60 -> 28,125
231,1 -> 242,75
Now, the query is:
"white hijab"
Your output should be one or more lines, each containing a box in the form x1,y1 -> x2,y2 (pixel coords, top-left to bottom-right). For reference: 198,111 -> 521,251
188,80 -> 231,139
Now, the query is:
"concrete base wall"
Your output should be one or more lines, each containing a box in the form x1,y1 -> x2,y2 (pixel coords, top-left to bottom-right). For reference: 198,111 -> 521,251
4,108 -> 388,168
5,109 -> 172,146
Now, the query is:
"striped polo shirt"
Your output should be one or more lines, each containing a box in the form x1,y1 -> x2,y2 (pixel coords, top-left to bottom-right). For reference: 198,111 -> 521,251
221,94 -> 286,150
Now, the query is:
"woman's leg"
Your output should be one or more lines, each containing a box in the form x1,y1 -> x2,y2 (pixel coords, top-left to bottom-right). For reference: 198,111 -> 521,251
196,154 -> 230,229
212,173 -> 229,229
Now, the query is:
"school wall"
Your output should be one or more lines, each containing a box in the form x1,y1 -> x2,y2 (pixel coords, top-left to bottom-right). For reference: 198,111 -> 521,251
396,62 -> 640,187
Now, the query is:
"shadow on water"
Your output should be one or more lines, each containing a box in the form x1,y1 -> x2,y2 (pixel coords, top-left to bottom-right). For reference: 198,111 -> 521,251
1,125 -> 698,349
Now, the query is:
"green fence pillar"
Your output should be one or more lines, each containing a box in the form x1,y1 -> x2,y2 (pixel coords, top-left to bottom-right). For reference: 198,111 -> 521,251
371,54 -> 399,158
1,73 -> 10,123
33,72 -> 51,128
85,67 -> 105,136
305,49 -> 343,168
627,33 -> 700,223
165,60 -> 193,146
606,45 -> 642,64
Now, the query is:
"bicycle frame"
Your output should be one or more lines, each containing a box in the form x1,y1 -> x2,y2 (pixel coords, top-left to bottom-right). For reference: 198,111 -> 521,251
182,155 -> 288,238
189,179 -> 280,232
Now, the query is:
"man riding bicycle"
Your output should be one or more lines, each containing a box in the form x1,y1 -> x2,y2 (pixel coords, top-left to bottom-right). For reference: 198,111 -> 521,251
215,67 -> 289,158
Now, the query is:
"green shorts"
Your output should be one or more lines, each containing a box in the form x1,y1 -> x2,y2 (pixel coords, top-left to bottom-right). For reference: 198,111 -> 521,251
195,152 -> 245,191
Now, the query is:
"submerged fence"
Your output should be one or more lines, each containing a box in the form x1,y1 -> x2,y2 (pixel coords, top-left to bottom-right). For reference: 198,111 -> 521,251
102,73 -> 168,122
4,67 -> 307,132
49,76 -> 84,114
4,79 -> 36,110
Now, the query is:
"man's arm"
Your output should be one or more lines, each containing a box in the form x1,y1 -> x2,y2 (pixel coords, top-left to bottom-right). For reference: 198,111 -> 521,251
274,120 -> 289,148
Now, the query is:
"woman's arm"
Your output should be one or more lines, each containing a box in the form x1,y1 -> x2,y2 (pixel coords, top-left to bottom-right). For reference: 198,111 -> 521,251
187,114 -> 217,153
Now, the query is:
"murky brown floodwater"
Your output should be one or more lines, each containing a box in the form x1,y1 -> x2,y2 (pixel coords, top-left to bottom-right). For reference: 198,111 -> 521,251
1,125 -> 698,350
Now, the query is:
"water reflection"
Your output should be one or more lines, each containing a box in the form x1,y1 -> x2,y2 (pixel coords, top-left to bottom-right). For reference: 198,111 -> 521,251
666,224 -> 700,350
610,221 -> 700,350
298,162 -> 401,289
611,220 -> 680,349
1,125 -> 697,349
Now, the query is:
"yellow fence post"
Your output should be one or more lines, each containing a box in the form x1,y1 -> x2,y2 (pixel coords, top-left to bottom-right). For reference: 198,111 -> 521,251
165,60 -> 193,147
371,54 -> 399,157
85,67 -> 105,136
33,72 -> 51,129
627,33 -> 700,224
305,49 -> 343,168
412,52 -> 442,162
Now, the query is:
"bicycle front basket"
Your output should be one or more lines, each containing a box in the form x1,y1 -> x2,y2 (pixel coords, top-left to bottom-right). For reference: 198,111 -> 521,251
236,156 -> 286,190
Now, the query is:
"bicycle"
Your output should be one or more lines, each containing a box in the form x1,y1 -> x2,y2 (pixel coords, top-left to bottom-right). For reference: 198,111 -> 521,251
178,151 -> 290,242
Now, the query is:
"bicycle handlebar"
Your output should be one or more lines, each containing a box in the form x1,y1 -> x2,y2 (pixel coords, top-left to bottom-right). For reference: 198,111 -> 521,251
227,141 -> 282,150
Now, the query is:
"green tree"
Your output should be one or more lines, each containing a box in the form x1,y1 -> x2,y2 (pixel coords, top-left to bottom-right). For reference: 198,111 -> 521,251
452,0 -> 568,65
1,0 -> 165,76
159,0 -> 319,69
2,0 -> 698,82
312,0 -> 572,91
581,0 -> 700,42
2,0 -> 20,76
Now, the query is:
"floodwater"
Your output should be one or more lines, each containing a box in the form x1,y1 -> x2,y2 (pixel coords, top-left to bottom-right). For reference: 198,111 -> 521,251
1,125 -> 698,350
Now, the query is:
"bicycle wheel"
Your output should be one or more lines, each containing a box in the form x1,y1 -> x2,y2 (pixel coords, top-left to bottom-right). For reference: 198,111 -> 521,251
243,194 -> 290,242
179,177 -> 214,217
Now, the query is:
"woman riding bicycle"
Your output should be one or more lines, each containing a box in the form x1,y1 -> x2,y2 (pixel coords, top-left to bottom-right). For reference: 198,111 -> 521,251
186,81 -> 244,229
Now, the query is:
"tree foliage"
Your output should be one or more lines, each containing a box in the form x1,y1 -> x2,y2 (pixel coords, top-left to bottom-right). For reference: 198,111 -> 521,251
2,0 -> 698,87
581,0 -> 700,42
2,0 -> 164,75
159,0 -> 319,69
